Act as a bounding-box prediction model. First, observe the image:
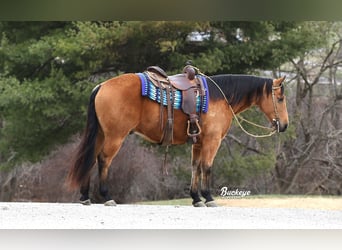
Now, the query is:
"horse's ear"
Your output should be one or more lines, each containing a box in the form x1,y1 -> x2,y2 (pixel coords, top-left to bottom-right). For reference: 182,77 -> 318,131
275,75 -> 286,86
280,75 -> 286,83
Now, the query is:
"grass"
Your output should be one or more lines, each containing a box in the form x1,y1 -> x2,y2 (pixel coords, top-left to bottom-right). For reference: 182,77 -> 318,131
137,198 -> 193,206
136,195 -> 342,210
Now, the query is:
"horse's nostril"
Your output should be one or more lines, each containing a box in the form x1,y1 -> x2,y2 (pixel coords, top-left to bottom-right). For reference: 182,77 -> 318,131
282,123 -> 288,132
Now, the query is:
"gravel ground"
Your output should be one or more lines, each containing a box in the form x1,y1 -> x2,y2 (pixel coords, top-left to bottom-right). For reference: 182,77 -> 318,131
1,202 -> 342,229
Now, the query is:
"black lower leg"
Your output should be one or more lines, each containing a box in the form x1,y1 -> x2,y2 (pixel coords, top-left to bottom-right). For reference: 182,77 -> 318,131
201,189 -> 214,203
201,167 -> 214,203
190,190 -> 202,204
99,181 -> 113,201
80,177 -> 90,201
98,155 -> 113,202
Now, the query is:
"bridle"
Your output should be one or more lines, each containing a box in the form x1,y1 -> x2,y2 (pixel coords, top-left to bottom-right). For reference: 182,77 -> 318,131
271,83 -> 283,133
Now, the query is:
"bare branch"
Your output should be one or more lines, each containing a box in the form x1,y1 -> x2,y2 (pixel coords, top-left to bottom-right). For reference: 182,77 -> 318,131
224,135 -> 267,155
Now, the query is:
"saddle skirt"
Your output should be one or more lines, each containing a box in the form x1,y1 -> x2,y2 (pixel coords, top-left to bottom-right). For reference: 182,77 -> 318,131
137,72 -> 209,113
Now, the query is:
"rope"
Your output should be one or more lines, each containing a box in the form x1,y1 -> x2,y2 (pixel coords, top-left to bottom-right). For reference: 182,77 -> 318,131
193,67 -> 278,138
233,114 -> 277,138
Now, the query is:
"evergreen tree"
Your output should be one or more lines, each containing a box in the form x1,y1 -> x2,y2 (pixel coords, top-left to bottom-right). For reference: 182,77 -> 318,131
0,21 -> 322,171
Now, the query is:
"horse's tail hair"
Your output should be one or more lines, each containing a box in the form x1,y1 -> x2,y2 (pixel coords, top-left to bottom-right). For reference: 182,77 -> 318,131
67,85 -> 101,189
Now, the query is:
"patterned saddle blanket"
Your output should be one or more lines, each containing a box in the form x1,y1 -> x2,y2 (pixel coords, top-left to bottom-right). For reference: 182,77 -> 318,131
137,72 -> 209,113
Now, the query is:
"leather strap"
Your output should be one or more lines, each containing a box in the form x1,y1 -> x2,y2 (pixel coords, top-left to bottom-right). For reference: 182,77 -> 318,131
160,85 -> 174,146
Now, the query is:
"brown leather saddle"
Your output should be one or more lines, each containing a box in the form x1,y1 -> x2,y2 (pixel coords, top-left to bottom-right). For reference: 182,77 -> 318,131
145,65 -> 205,145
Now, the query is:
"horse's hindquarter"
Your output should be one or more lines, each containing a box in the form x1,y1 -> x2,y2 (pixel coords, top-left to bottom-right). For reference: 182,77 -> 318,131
95,74 -> 143,137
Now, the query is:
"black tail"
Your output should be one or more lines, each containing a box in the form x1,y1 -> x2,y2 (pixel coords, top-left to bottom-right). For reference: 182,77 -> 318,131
67,85 -> 101,189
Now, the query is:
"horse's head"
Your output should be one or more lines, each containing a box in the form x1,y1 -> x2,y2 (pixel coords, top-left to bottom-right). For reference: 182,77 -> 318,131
259,76 -> 289,132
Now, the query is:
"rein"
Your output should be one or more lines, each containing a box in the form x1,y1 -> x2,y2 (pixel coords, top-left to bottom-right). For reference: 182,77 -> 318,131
195,68 -> 279,138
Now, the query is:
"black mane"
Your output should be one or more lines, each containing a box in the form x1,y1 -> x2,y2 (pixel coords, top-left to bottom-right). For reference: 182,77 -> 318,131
206,74 -> 273,106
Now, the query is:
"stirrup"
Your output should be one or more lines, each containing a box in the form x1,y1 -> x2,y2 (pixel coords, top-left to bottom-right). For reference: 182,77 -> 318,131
187,119 -> 202,138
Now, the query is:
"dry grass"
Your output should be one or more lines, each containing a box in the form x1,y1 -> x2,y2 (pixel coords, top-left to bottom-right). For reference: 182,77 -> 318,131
216,196 -> 342,210
138,195 -> 342,210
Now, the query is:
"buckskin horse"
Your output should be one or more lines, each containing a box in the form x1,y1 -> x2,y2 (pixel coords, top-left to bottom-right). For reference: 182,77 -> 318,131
67,67 -> 288,207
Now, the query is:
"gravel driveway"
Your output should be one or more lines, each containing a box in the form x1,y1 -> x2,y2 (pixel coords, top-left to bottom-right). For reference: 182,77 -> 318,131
1,202 -> 342,229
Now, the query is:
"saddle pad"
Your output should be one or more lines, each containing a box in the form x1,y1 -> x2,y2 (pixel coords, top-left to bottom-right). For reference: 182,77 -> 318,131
137,72 -> 209,113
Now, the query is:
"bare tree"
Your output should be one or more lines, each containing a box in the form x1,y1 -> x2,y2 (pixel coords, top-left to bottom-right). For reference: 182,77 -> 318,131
274,22 -> 342,194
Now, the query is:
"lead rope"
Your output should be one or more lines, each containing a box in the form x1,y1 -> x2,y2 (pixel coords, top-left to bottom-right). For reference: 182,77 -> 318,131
192,67 -> 278,138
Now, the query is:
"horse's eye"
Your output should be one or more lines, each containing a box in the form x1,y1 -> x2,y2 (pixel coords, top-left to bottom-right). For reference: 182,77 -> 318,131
278,97 -> 284,103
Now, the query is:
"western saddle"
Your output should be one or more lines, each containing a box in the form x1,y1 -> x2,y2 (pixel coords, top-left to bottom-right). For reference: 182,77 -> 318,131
145,65 -> 206,145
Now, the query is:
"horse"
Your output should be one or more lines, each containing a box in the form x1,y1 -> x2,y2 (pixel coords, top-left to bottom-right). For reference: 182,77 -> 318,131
67,71 -> 288,207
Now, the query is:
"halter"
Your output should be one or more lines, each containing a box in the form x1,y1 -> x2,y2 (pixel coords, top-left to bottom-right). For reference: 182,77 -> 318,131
194,67 -> 282,138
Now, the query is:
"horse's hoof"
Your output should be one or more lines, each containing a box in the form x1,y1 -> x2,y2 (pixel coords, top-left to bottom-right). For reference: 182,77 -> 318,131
104,200 -> 117,206
80,199 -> 91,206
205,201 -> 218,207
193,201 -> 206,207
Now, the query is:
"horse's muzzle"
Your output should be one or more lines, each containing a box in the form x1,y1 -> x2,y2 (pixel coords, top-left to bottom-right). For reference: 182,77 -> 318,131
272,119 -> 288,133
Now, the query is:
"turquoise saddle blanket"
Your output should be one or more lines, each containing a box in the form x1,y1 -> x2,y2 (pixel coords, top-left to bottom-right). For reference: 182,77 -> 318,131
136,72 -> 209,113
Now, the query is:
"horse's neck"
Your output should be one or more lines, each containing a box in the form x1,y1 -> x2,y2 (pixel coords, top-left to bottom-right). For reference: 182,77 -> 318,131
231,100 -> 254,114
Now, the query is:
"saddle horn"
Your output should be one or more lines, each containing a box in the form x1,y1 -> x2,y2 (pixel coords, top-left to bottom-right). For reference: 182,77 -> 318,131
183,65 -> 196,80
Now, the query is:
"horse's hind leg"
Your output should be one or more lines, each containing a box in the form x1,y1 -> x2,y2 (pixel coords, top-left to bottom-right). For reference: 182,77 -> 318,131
80,177 -> 91,205
97,135 -> 126,206
97,154 -> 116,206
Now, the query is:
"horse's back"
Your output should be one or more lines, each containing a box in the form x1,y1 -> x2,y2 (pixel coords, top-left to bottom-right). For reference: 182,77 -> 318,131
98,73 -> 141,98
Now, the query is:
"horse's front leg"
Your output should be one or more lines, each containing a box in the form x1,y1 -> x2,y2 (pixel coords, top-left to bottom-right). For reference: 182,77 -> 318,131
190,144 -> 206,207
190,144 -> 205,207
200,164 -> 217,207
200,137 -> 221,207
